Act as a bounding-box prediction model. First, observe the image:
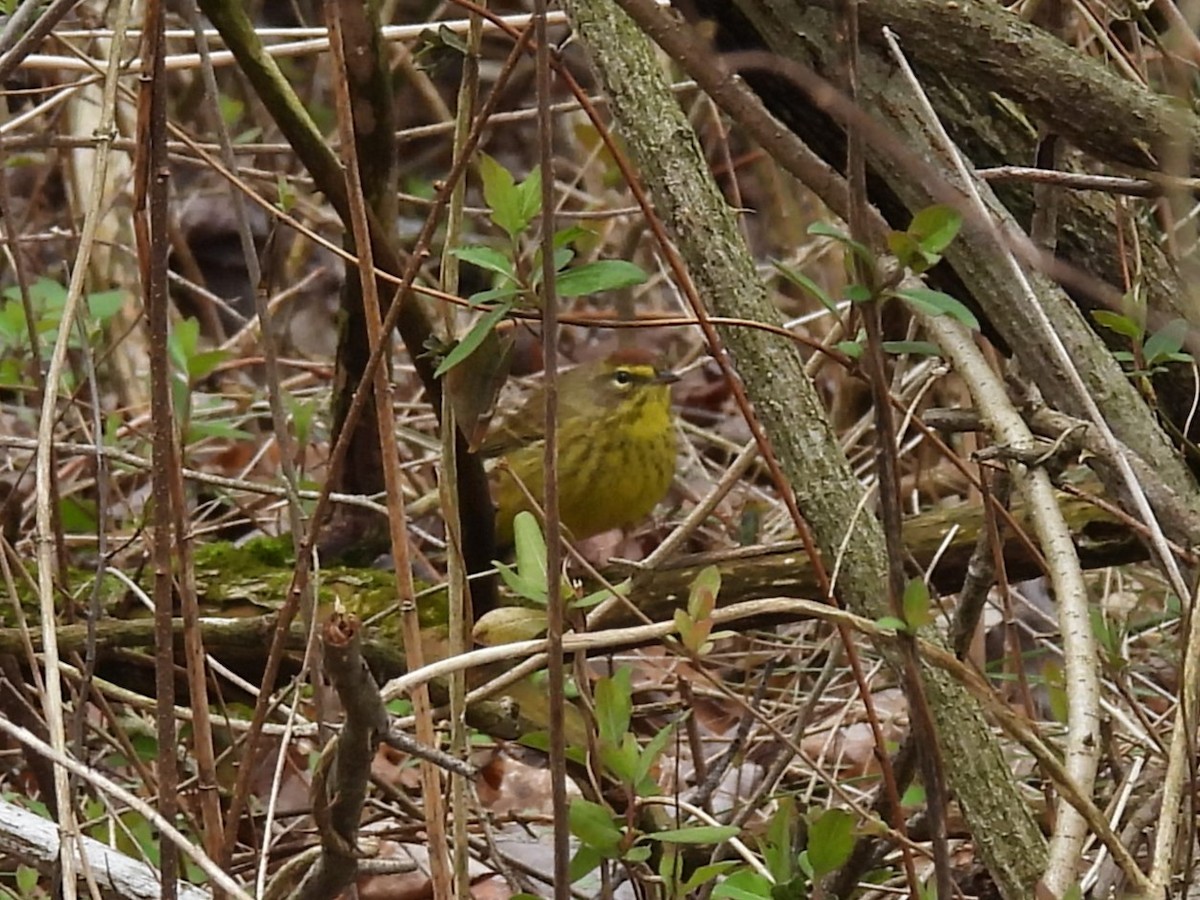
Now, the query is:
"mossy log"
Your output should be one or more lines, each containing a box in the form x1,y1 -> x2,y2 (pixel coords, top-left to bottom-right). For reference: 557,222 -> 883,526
6,490 -> 1141,654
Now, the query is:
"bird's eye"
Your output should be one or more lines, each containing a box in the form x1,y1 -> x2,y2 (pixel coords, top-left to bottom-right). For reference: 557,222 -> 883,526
613,369 -> 633,386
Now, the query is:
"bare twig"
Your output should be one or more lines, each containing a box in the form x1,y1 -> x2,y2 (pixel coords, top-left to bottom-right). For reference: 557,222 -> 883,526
33,0 -> 133,894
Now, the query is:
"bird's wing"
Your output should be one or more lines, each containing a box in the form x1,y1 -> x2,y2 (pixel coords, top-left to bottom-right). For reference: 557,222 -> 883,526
474,365 -> 596,457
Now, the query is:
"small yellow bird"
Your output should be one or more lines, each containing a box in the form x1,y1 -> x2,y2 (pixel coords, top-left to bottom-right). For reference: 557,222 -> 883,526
487,350 -> 680,546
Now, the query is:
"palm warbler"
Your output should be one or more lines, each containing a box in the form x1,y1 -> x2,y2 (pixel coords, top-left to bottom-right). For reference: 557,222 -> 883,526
487,350 -> 680,546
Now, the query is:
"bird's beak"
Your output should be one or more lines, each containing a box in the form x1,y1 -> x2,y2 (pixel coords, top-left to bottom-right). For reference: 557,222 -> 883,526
655,369 -> 681,385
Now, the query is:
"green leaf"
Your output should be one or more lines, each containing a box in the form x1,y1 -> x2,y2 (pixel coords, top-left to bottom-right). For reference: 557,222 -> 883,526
518,729 -> 583,763
901,577 -> 934,630
276,173 -> 296,212
518,730 -> 549,752
1090,605 -> 1122,661
1120,288 -> 1147,332
762,796 -> 796,881
184,419 -> 253,444
1091,310 -> 1143,341
555,260 -> 647,297
625,845 -> 652,863
646,824 -> 740,844
86,290 -> 125,323
681,566 -> 715,652
479,153 -> 522,239
531,246 -> 574,286
386,698 -> 414,717
439,23 -> 469,53
512,511 -> 549,592
554,224 -> 593,249
1044,660 -> 1068,724
886,231 -> 925,273
594,666 -> 633,747
772,873 -> 813,900
600,733 -> 641,783
186,349 -> 229,382
773,260 -> 837,314
680,861 -> 739,894
568,798 -> 623,855
0,298 -> 25,345
0,358 -> 23,388
171,376 -> 191,429
688,565 -> 720,618
18,277 -> 66,310
59,496 -> 98,533
1143,318 -> 1190,365
494,559 -> 544,604
844,284 -> 873,303
572,578 -> 631,610
837,340 -> 863,359
15,865 -> 38,895
218,94 -> 244,126
285,393 -> 316,448
908,204 -> 962,255
494,514 -> 550,605
514,164 -> 543,234
876,615 -> 908,633
806,808 -> 855,878
673,608 -> 695,648
168,317 -> 200,373
807,221 -> 872,265
568,843 -> 604,882
473,606 -> 548,644
712,869 -> 775,899
658,845 -> 684,887
895,287 -> 979,330
634,719 -> 677,786
466,285 -> 521,307
496,564 -> 549,607
434,302 -> 512,376
451,246 -> 516,280
413,25 -> 469,72
882,340 -> 941,357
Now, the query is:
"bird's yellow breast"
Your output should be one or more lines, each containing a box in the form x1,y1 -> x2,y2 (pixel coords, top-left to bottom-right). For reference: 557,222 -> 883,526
493,385 -> 676,546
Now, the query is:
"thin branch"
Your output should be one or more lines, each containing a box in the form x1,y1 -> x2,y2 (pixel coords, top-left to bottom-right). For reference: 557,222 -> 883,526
33,0 -> 134,893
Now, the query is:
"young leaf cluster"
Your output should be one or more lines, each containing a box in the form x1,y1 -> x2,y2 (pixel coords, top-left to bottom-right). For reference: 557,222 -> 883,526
671,565 -> 734,656
437,154 -> 647,377
778,205 -> 977,362
875,577 -> 935,635
167,318 -> 248,446
569,666 -> 739,890
473,512 -> 632,643
703,799 -> 866,899
1092,291 -> 1193,375
0,277 -> 124,390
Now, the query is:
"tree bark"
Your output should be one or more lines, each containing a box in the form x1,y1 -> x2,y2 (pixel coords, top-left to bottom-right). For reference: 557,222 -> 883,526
561,0 -> 1050,895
